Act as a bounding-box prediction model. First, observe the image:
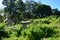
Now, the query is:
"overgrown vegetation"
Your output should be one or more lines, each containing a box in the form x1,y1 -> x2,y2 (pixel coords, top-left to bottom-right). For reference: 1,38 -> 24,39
0,0 -> 60,40
0,16 -> 60,40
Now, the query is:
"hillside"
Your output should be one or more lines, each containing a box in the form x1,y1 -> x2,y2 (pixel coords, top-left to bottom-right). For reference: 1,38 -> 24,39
0,16 -> 60,40
0,0 -> 60,40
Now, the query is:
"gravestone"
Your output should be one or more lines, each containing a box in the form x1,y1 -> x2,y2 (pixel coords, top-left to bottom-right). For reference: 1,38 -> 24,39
21,20 -> 32,29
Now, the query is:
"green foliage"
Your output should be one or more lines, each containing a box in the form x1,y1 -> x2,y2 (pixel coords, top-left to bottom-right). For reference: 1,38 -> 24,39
2,37 -> 18,40
18,16 -> 59,40
0,23 -> 9,40
2,0 -> 25,24
0,16 -> 4,23
33,4 -> 52,18
0,16 -> 60,40
1,0 -> 60,40
2,0 -> 53,24
0,23 -> 5,28
52,9 -> 60,16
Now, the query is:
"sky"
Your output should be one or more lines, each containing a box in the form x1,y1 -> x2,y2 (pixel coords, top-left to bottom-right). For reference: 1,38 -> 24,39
0,0 -> 5,9
0,0 -> 60,10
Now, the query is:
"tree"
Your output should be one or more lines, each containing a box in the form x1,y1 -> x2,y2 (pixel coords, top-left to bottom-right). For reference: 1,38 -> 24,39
24,1 -> 52,18
2,0 -> 25,24
2,0 -> 52,24
24,0 -> 37,19
52,9 -> 60,16
33,4 -> 52,18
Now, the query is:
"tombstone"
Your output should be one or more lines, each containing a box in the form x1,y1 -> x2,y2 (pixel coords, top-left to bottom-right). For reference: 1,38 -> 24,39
21,20 -> 32,29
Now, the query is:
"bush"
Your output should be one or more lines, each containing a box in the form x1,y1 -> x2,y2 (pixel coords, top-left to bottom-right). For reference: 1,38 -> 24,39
20,20 -> 57,40
0,17 -> 59,40
0,23 -> 9,39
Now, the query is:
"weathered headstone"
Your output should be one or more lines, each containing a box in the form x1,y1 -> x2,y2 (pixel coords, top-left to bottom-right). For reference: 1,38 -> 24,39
21,20 -> 32,29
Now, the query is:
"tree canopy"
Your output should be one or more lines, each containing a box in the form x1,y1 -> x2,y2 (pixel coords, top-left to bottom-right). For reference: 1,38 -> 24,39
2,0 -> 52,24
